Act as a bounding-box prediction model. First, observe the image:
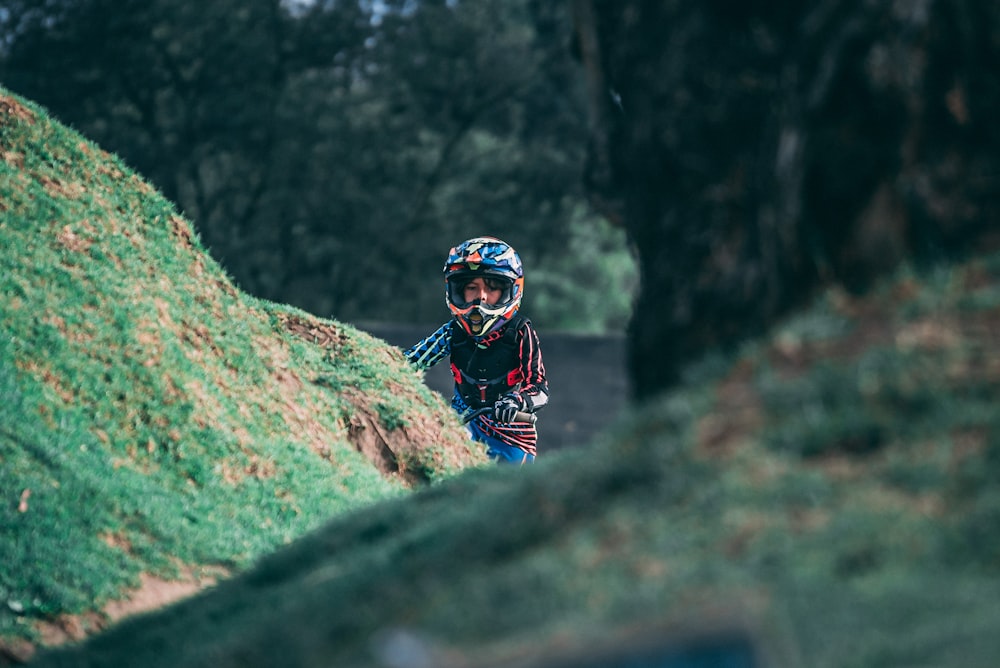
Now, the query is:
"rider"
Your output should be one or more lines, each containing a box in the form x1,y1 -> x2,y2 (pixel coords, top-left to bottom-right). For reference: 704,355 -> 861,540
404,236 -> 549,464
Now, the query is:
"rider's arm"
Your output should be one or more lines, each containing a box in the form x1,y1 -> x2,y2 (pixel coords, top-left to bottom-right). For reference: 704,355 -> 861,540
514,322 -> 548,412
403,322 -> 453,371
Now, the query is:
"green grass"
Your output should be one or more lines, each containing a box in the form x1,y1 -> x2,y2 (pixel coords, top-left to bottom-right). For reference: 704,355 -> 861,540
6,85 -> 1000,667
0,87 -> 484,649
26,245 -> 1000,668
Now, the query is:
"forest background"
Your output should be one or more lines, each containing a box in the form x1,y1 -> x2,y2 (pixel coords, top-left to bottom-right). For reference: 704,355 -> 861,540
0,0 -> 637,337
3,0 -> 997,401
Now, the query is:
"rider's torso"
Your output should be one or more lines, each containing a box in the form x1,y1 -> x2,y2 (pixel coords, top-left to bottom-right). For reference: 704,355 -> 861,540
449,317 -> 525,408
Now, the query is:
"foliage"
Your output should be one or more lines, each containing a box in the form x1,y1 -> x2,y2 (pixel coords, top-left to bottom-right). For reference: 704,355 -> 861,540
0,0 -> 635,332
525,208 -> 637,332
0,87 -> 483,649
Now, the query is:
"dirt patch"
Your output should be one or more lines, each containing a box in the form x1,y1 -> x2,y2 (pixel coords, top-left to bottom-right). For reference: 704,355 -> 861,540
1,569 -> 226,665
56,221 -> 97,254
275,314 -> 484,480
0,95 -> 35,125
102,572 -> 219,624
341,390 -> 446,486
347,407 -> 403,480
281,314 -> 349,349
237,313 -> 440,482
0,636 -> 38,665
169,214 -> 195,249
40,175 -> 87,200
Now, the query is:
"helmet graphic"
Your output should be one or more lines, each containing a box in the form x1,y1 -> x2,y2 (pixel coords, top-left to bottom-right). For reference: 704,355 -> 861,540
443,236 -> 524,338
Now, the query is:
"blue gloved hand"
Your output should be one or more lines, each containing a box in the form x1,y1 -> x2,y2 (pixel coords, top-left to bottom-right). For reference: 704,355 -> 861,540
493,394 -> 522,423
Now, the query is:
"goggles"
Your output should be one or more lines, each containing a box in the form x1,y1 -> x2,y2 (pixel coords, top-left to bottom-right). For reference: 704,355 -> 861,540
446,274 -> 515,310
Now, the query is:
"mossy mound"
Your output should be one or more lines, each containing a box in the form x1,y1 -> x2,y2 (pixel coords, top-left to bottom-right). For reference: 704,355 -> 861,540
0,89 -> 484,661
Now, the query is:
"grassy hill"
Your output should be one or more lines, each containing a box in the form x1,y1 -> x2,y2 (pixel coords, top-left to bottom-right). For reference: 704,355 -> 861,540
0,89 -> 486,662
5,88 -> 1000,668
25,241 -> 1000,667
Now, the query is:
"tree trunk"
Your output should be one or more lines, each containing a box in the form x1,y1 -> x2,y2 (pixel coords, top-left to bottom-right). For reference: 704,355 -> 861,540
575,0 -> 1000,399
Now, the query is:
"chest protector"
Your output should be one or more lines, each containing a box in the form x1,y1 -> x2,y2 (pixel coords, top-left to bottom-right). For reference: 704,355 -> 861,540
450,315 -> 527,408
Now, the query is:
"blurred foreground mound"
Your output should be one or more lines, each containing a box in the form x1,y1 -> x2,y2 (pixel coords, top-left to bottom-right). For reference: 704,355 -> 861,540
30,227 -> 1000,664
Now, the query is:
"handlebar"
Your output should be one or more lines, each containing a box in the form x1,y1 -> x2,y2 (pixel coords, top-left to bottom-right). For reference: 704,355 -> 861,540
461,407 -> 537,425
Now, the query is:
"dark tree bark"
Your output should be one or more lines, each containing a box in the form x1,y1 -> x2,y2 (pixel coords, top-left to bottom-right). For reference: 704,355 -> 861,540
574,0 -> 1000,399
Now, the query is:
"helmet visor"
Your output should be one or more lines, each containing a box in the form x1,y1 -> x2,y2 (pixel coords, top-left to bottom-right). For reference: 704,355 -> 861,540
447,274 -> 515,310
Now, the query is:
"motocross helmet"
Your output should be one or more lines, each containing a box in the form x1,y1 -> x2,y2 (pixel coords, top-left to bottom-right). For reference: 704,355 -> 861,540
444,236 -> 524,338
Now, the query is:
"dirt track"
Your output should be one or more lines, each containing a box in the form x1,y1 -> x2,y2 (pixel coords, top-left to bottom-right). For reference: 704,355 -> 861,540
361,323 -> 629,453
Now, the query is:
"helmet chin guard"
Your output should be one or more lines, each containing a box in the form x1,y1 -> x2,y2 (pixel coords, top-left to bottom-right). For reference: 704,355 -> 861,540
452,300 -> 507,337
443,237 -> 523,338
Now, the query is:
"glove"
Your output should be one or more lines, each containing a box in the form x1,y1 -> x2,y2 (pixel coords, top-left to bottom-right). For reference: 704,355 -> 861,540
493,394 -> 522,423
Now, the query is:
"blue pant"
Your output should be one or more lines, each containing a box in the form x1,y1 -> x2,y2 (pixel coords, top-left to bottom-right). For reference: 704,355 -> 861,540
467,421 -> 534,465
